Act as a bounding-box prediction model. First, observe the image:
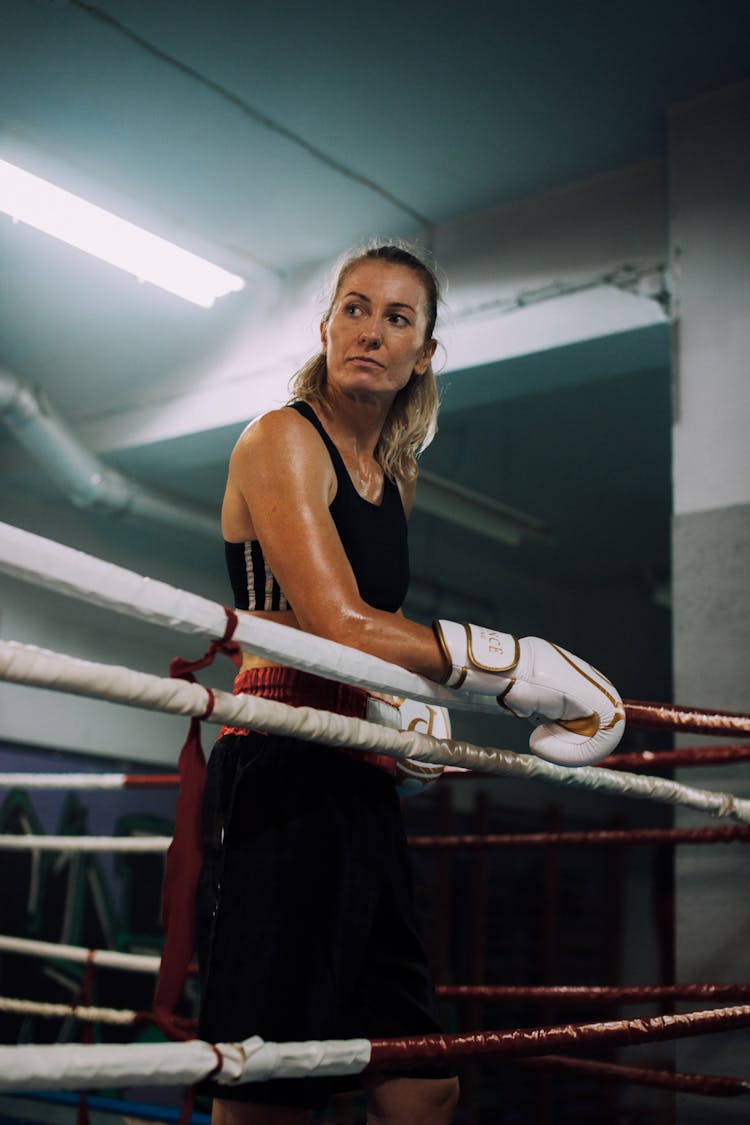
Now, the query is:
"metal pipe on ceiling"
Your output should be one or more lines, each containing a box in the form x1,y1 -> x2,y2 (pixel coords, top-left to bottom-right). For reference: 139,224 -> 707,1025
0,366 -> 218,539
0,366 -> 549,547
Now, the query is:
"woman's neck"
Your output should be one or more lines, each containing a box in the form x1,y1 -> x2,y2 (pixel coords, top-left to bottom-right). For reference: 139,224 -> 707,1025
316,388 -> 388,459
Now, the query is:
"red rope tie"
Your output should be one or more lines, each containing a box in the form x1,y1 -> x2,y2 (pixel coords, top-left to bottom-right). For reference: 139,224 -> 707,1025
200,687 -> 216,722
168,607 -> 242,682
154,607 -> 242,1037
178,1085 -> 196,1125
207,1045 -> 225,1080
75,951 -> 97,1125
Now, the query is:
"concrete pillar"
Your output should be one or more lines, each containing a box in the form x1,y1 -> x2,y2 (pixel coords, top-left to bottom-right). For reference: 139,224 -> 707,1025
669,80 -> 750,1121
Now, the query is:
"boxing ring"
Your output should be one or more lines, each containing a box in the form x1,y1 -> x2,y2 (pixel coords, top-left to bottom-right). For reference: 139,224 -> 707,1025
0,520 -> 749,1119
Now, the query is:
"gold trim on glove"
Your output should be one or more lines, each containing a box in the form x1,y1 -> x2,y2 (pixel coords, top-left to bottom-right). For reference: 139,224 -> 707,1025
549,643 -> 620,709
557,713 -> 601,738
603,709 -> 626,730
432,620 -> 458,684
496,679 -> 520,716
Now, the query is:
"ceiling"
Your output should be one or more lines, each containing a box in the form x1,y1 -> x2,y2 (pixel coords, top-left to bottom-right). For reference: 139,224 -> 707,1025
0,0 -> 748,609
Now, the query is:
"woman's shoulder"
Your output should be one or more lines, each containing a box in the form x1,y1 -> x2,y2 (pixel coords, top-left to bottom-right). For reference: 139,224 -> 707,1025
233,405 -> 317,452
227,404 -> 337,511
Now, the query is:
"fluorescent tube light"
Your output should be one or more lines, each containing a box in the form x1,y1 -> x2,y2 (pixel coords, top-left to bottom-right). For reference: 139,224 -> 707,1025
0,159 -> 245,308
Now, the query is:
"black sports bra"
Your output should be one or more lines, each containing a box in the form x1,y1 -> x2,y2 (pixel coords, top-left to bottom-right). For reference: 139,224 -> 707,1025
224,401 -> 410,613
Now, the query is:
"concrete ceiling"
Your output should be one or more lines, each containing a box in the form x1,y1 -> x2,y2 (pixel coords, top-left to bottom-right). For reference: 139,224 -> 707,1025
0,0 -> 748,601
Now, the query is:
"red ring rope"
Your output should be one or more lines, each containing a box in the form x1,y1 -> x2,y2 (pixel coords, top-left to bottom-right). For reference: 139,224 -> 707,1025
367,1004 -> 750,1068
624,700 -> 750,736
605,744 -> 750,771
407,825 -> 750,848
435,983 -> 750,1003
122,774 -> 180,786
517,1055 -> 748,1097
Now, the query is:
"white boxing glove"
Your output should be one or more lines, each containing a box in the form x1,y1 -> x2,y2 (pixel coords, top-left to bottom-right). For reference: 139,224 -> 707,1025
434,620 -> 625,766
394,697 -> 450,797
368,693 -> 449,797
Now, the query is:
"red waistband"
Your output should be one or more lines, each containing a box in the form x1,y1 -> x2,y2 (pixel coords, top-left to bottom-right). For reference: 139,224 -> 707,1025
219,665 -> 397,777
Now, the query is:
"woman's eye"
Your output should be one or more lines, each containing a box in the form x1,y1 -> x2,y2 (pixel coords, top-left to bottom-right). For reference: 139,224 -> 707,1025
345,303 -> 362,316
389,313 -> 409,326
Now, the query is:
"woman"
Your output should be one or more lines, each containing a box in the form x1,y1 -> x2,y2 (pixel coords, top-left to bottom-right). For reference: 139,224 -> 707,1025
197,242 -> 459,1125
196,241 -> 622,1123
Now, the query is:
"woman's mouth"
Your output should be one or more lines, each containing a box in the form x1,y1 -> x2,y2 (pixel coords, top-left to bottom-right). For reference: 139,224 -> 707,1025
348,355 -> 384,368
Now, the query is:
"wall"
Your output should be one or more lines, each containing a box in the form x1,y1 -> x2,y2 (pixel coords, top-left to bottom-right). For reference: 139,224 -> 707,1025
668,79 -> 750,1122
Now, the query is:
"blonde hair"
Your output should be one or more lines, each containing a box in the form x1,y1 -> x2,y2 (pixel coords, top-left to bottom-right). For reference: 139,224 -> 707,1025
289,241 -> 442,483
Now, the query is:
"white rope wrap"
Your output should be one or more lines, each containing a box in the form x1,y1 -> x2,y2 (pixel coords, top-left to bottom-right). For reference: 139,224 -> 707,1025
0,1036 -> 372,1091
2,639 -> 750,824
0,834 -> 171,852
0,934 -> 160,973
0,521 -> 489,713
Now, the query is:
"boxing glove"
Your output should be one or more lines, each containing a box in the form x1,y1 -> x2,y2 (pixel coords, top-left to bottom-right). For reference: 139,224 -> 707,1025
393,696 -> 450,797
367,693 -> 449,796
433,620 -> 625,766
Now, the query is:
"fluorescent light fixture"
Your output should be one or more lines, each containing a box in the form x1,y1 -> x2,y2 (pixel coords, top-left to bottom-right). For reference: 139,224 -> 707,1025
0,159 -> 245,308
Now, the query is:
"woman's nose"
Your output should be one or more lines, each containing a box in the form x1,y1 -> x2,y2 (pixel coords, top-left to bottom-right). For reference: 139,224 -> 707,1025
359,321 -> 382,345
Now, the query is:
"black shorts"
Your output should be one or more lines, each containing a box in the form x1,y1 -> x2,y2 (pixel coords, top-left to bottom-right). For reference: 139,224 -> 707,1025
195,731 -> 448,1111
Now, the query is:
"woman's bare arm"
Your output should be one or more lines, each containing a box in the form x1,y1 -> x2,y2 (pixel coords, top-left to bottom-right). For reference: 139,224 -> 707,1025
227,409 -> 448,682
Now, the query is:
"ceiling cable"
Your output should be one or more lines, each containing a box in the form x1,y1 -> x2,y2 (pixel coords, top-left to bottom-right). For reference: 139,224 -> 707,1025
70,0 -> 430,227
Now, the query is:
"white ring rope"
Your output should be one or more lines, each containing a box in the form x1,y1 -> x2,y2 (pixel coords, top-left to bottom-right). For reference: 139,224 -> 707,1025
0,833 -> 170,852
0,520 -> 489,713
0,773 -> 133,789
0,769 -> 467,788
0,1036 -> 372,1092
2,639 -> 750,824
4,1008 -> 750,1092
0,996 -> 138,1026
0,934 -> 160,973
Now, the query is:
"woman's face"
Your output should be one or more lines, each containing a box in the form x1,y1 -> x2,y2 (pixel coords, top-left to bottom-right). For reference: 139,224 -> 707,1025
321,260 -> 436,407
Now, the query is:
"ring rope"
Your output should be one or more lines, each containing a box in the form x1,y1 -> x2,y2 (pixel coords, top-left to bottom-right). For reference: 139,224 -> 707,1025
623,700 -> 750,736
435,984 -> 750,1003
0,521 -> 499,715
0,1035 -> 370,1091
0,934 -> 163,973
4,934 -> 746,1007
2,524 -> 747,1100
2,1005 -> 749,1091
0,744 -> 747,793
0,772 -> 183,789
516,1055 -> 749,1097
2,640 -> 750,823
0,996 -> 139,1026
2,522 -> 748,734
604,744 -> 750,771
1,744 -> 749,791
0,996 -> 196,1036
5,824 -> 749,855
366,1004 -> 750,1068
7,984 -> 750,1055
0,834 -> 171,852
407,825 -> 750,848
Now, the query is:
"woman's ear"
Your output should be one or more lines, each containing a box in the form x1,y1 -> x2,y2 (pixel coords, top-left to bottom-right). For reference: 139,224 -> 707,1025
320,320 -> 328,353
414,337 -> 437,375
